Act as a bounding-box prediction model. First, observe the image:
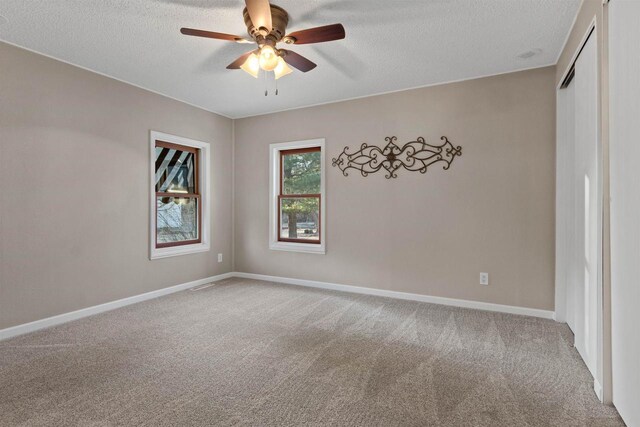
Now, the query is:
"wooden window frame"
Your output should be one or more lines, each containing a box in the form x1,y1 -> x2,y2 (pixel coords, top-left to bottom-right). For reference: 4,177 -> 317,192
278,147 -> 322,245
155,140 -> 202,249
150,131 -> 210,260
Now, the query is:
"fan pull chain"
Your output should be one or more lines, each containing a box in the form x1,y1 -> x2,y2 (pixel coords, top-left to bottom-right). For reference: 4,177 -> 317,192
263,69 -> 268,96
260,70 -> 280,96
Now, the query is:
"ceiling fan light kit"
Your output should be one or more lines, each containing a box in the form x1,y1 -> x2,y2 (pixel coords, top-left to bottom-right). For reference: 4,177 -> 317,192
240,53 -> 260,78
273,57 -> 293,80
180,0 -> 345,83
258,45 -> 279,71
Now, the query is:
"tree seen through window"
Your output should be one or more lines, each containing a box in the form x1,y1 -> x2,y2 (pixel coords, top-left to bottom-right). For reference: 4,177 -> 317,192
279,148 -> 321,242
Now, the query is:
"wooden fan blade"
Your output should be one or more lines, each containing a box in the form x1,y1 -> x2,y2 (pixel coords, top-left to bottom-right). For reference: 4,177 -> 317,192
180,28 -> 251,43
285,24 -> 345,45
245,0 -> 272,31
280,50 -> 317,72
226,50 -> 258,69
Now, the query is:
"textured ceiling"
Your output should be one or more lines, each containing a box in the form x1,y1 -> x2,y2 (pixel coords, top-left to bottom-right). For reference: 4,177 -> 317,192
0,0 -> 580,118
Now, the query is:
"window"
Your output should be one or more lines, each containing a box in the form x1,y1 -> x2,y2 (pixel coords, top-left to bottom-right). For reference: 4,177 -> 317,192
155,142 -> 200,247
150,131 -> 210,259
270,139 -> 325,254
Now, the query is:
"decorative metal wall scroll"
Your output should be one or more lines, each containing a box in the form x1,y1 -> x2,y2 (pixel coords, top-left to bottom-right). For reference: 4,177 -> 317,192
331,136 -> 462,179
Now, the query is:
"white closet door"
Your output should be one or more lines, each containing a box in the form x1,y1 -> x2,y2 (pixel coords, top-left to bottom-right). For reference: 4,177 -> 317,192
573,33 -> 599,378
556,82 -> 576,331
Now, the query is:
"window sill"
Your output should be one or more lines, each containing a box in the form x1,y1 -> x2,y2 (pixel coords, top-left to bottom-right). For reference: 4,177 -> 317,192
150,242 -> 210,260
269,241 -> 326,254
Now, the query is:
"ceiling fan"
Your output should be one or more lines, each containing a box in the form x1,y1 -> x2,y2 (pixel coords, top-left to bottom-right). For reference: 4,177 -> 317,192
180,0 -> 345,80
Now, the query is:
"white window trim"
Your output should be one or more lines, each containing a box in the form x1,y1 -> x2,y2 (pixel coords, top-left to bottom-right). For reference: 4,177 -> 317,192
149,131 -> 211,260
269,138 -> 326,254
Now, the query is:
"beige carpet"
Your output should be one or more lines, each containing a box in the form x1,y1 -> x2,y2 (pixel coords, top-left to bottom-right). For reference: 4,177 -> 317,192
0,278 -> 625,426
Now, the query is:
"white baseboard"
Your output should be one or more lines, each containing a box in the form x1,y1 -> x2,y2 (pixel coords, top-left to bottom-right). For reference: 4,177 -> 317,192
0,272 -> 234,341
0,270 -> 555,341
234,272 -> 556,320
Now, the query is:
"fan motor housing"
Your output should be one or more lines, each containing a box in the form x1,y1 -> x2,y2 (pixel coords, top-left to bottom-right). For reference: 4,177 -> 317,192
243,4 -> 289,42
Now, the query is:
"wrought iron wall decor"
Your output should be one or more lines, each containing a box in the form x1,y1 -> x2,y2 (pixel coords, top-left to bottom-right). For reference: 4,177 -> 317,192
331,136 -> 462,179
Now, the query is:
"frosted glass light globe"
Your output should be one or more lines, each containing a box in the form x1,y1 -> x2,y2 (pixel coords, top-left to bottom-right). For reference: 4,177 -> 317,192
259,45 -> 279,71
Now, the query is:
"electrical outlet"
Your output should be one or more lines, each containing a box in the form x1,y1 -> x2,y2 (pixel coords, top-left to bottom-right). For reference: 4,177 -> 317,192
218,253 -> 223,263
480,272 -> 489,286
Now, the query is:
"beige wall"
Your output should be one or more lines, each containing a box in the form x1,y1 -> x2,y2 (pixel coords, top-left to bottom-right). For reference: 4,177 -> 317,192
234,66 -> 557,311
0,40 -> 557,329
0,42 -> 233,330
